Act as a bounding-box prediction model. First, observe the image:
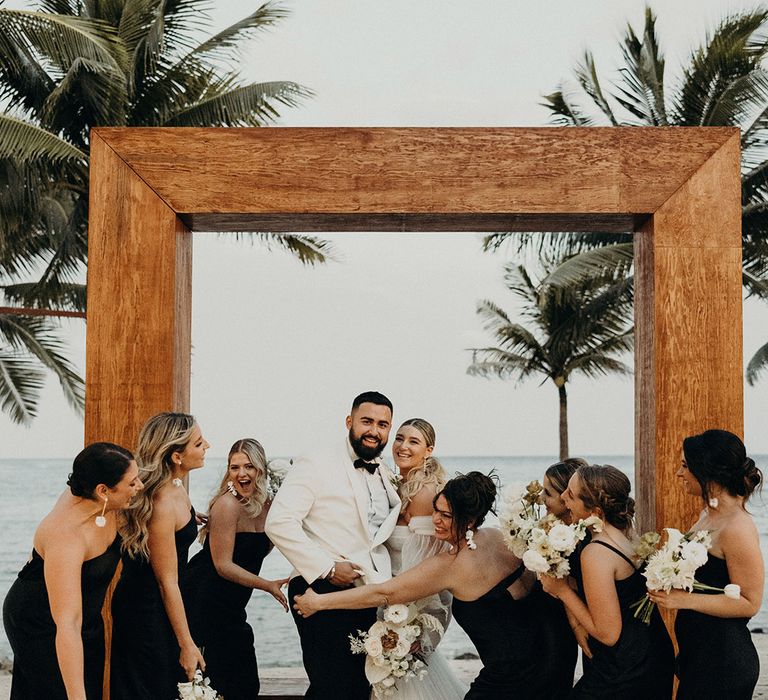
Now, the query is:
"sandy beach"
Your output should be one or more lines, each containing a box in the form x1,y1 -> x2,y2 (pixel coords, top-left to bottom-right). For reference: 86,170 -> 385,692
1,635 -> 767,698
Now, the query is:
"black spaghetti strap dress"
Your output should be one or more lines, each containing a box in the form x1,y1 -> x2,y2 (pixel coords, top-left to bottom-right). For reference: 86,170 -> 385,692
182,531 -> 272,700
570,540 -> 674,699
110,508 -> 198,700
2,536 -> 121,700
452,565 -> 549,699
675,553 -> 759,699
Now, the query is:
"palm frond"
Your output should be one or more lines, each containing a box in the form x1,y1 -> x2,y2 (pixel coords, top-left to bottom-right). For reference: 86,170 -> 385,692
540,88 -> 599,126
0,349 -> 45,425
0,112 -> 87,165
746,340 -> 768,385
541,243 -> 634,288
0,313 -> 84,413
226,232 -> 335,266
2,281 -> 87,312
574,51 -> 620,126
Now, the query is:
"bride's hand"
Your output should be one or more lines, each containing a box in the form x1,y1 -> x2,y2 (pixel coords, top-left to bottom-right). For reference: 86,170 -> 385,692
265,577 -> 290,611
293,588 -> 321,618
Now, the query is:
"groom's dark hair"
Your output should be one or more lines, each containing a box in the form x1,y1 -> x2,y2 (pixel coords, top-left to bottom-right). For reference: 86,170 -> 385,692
351,391 -> 393,413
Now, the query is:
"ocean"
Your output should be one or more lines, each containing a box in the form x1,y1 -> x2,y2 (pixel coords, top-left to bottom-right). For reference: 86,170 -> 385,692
1,455 -> 766,666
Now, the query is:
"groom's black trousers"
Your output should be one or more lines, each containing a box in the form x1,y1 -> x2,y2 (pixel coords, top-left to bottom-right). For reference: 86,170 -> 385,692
289,576 -> 376,700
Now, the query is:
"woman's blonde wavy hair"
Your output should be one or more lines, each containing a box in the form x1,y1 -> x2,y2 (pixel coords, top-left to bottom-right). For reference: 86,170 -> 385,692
397,418 -> 447,512
198,438 -> 269,542
121,412 -> 197,559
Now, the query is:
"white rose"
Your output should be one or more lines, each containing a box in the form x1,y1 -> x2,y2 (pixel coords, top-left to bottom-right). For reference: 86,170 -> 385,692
394,638 -> 411,658
365,636 -> 384,657
522,549 -> 550,573
548,523 -> 578,552
384,604 -> 409,624
680,541 -> 708,568
369,621 -> 388,638
724,584 -> 741,599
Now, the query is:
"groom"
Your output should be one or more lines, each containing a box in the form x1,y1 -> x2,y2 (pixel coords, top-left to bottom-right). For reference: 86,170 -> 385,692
266,391 -> 401,699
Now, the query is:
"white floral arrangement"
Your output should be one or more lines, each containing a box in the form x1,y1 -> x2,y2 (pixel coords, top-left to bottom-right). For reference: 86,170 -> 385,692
177,669 -> 222,700
266,458 -> 292,499
349,603 -> 443,698
632,527 -> 741,624
498,480 -> 546,557
520,514 -> 603,579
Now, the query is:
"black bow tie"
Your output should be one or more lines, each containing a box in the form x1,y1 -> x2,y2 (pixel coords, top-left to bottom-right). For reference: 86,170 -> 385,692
354,459 -> 378,474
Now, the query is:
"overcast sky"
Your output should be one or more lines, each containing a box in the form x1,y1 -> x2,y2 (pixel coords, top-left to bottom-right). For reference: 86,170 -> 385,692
3,0 -> 768,458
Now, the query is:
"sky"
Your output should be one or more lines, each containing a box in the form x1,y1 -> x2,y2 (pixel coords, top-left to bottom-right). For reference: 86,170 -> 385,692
3,0 -> 768,459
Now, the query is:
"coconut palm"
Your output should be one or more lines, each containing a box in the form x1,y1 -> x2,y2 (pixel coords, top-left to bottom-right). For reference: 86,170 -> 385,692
0,0 -> 326,423
746,340 -> 768,385
484,6 -> 768,298
467,260 -> 634,460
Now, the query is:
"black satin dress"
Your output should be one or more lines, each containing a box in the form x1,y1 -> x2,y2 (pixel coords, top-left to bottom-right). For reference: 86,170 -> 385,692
110,508 -> 198,700
2,536 -> 121,700
182,531 -> 272,700
675,553 -> 759,699
570,540 -> 674,699
532,581 -> 578,697
452,565 -> 549,699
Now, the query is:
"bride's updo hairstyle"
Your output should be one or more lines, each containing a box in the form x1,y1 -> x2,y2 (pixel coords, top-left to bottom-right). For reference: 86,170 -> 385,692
122,412 -> 197,559
575,464 -> 635,532
67,442 -> 134,499
398,418 -> 447,512
436,471 -> 497,544
683,429 -> 762,506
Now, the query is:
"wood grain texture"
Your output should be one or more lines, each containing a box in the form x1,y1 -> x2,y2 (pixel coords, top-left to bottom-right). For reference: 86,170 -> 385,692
86,131 -> 192,450
634,133 -> 743,533
93,127 -> 735,219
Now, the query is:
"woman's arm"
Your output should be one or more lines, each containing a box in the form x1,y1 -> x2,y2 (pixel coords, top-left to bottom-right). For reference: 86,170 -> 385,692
148,500 -> 204,680
542,546 -> 623,646
208,497 -> 288,610
43,537 -> 88,700
650,518 -> 764,618
294,553 -> 454,617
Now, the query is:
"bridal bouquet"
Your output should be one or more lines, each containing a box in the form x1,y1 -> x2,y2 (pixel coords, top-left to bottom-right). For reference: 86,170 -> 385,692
633,528 -> 740,623
520,514 -> 603,578
498,480 -> 546,557
177,670 -> 222,700
349,603 -> 443,697
266,458 -> 292,499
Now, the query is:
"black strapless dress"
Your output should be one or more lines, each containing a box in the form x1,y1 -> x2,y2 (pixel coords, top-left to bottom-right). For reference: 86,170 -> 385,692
182,531 -> 272,700
110,508 -> 198,700
2,536 -> 121,700
570,540 -> 674,699
675,553 -> 759,699
452,565 -> 549,699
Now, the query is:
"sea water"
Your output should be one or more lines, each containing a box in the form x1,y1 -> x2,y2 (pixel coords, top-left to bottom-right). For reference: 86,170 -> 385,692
1,456 -> 766,666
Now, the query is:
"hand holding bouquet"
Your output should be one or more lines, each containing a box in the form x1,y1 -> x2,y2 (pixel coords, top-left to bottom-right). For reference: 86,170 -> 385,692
177,669 -> 222,700
349,603 -> 443,698
521,515 -> 603,579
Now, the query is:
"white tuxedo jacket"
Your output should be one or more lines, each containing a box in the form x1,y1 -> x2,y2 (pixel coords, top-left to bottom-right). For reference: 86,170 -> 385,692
265,441 -> 401,585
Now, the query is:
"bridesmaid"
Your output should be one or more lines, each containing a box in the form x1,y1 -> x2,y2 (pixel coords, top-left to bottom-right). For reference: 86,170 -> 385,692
649,429 -> 763,699
111,412 -> 209,700
3,443 -> 142,700
535,458 -> 587,697
183,439 -> 289,700
294,472 -> 550,699
541,464 -> 674,699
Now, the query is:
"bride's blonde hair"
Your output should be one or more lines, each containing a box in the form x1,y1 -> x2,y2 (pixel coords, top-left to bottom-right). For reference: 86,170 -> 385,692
198,438 -> 269,542
122,412 -> 197,559
397,418 -> 446,511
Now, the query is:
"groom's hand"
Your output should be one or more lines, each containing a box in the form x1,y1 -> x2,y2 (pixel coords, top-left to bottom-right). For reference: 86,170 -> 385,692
328,561 -> 362,587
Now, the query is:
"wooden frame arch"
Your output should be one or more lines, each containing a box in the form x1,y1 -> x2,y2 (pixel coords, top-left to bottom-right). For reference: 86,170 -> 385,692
86,126 -> 743,533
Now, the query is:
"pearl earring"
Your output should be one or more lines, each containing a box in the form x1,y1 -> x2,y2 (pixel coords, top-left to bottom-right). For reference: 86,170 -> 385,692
465,529 -> 477,550
95,496 -> 108,527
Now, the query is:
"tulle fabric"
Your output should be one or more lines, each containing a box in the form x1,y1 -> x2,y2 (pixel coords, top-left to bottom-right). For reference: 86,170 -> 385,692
381,517 -> 467,700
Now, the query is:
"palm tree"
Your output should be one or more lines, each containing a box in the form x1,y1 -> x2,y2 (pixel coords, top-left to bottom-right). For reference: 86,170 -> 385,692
484,7 -> 768,298
467,260 -> 634,460
0,0 -> 328,423
746,340 -> 768,386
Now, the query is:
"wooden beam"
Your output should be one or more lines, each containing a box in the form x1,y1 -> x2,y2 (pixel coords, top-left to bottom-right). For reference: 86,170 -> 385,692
634,132 -> 743,532
0,306 -> 86,318
86,131 -> 192,450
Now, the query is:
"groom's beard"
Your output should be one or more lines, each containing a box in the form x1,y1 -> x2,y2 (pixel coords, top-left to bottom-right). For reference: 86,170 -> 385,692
349,429 -> 387,461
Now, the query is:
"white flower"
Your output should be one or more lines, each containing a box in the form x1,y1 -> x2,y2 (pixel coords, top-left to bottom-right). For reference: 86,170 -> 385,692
679,541 -> 708,569
724,584 -> 741,599
364,636 -> 384,657
383,604 -> 409,624
548,523 -> 578,551
382,676 -> 396,687
522,549 -> 550,573
664,528 -> 684,549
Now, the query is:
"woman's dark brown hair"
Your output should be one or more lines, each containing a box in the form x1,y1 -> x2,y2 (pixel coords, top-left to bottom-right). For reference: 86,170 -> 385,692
575,464 -> 635,532
435,471 -> 497,545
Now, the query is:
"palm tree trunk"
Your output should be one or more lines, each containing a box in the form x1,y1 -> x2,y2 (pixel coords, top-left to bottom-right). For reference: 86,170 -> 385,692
558,383 -> 568,460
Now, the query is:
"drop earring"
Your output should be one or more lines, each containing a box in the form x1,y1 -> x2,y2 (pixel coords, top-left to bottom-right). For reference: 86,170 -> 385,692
95,496 -> 108,527
465,529 -> 477,550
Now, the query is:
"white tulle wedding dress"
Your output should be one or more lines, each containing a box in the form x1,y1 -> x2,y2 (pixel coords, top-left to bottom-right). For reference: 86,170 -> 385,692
381,516 -> 468,700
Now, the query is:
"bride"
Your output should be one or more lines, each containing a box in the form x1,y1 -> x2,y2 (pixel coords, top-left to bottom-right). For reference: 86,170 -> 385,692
385,418 -> 467,699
